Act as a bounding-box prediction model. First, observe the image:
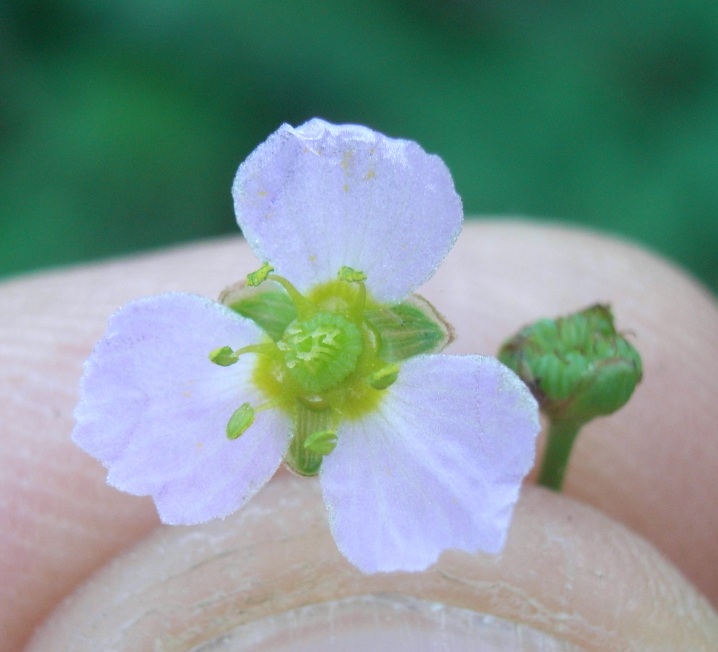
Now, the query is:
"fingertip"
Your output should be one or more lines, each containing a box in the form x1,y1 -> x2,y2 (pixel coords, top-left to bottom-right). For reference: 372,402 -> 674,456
427,220 -> 718,605
26,481 -> 718,651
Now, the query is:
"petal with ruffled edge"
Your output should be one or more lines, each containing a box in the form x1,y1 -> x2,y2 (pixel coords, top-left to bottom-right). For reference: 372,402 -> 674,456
320,354 -> 539,573
233,118 -> 463,304
73,293 -> 290,524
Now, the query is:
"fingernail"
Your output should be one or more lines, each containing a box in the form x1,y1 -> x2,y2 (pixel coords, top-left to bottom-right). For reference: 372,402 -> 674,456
196,594 -> 586,651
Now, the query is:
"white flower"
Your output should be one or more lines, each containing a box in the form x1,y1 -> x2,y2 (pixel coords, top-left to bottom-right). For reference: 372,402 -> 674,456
73,119 -> 539,573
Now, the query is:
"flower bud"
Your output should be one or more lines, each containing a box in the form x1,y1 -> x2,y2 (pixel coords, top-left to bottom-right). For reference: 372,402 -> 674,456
498,304 -> 642,426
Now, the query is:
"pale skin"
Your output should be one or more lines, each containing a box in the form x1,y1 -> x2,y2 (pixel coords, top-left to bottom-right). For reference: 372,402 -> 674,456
1,221 -> 717,650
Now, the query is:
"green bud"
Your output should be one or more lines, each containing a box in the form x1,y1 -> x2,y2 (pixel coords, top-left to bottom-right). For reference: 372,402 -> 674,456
499,304 -> 642,492
247,262 -> 275,287
303,430 -> 338,455
367,363 -> 400,390
338,266 -> 367,283
226,403 -> 255,440
209,345 -> 239,366
499,304 -> 642,425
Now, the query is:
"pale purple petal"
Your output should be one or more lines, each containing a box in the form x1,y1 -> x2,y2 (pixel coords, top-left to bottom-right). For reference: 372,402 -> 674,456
320,354 -> 539,573
73,293 -> 290,524
233,118 -> 463,303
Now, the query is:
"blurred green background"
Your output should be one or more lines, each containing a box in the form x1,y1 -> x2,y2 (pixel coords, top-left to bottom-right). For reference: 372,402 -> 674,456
2,0 -> 716,291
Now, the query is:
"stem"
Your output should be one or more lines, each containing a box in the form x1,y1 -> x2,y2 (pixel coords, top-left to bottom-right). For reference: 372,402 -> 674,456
538,418 -> 583,491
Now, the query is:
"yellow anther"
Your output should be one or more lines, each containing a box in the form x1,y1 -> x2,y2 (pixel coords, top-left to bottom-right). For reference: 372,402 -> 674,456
247,262 -> 275,287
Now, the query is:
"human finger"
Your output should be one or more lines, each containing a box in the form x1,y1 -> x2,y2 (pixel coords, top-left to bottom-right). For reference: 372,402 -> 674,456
26,478 -> 718,651
423,221 -> 718,605
1,221 -> 716,650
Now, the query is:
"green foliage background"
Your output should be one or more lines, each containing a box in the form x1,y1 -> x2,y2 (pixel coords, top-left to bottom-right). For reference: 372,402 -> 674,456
2,1 -> 716,291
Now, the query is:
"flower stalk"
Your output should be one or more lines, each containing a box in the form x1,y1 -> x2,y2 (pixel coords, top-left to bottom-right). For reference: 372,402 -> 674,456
537,418 -> 581,491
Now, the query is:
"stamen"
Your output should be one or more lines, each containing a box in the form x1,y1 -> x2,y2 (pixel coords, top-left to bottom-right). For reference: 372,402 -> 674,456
349,281 -> 366,321
267,274 -> 314,318
303,429 -> 338,455
234,343 -> 277,357
367,363 -> 400,390
209,343 -> 277,366
246,262 -> 274,287
338,266 -> 367,319
225,394 -> 293,442
209,345 -> 239,366
247,263 -> 315,317
226,403 -> 255,439
338,266 -> 367,283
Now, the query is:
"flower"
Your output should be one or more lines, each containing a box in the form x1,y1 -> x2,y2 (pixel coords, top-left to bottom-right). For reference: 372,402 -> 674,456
73,119 -> 540,573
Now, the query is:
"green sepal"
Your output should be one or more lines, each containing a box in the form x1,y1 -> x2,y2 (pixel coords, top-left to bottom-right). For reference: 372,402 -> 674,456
284,402 -> 335,476
303,430 -> 338,455
219,281 -> 297,341
365,293 -> 454,363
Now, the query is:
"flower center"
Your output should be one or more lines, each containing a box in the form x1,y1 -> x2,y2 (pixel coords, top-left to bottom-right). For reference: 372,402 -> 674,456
278,312 -> 363,394
211,264 -> 404,476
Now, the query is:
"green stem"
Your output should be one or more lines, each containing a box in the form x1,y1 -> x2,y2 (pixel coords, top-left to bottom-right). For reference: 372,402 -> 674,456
538,419 -> 583,491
